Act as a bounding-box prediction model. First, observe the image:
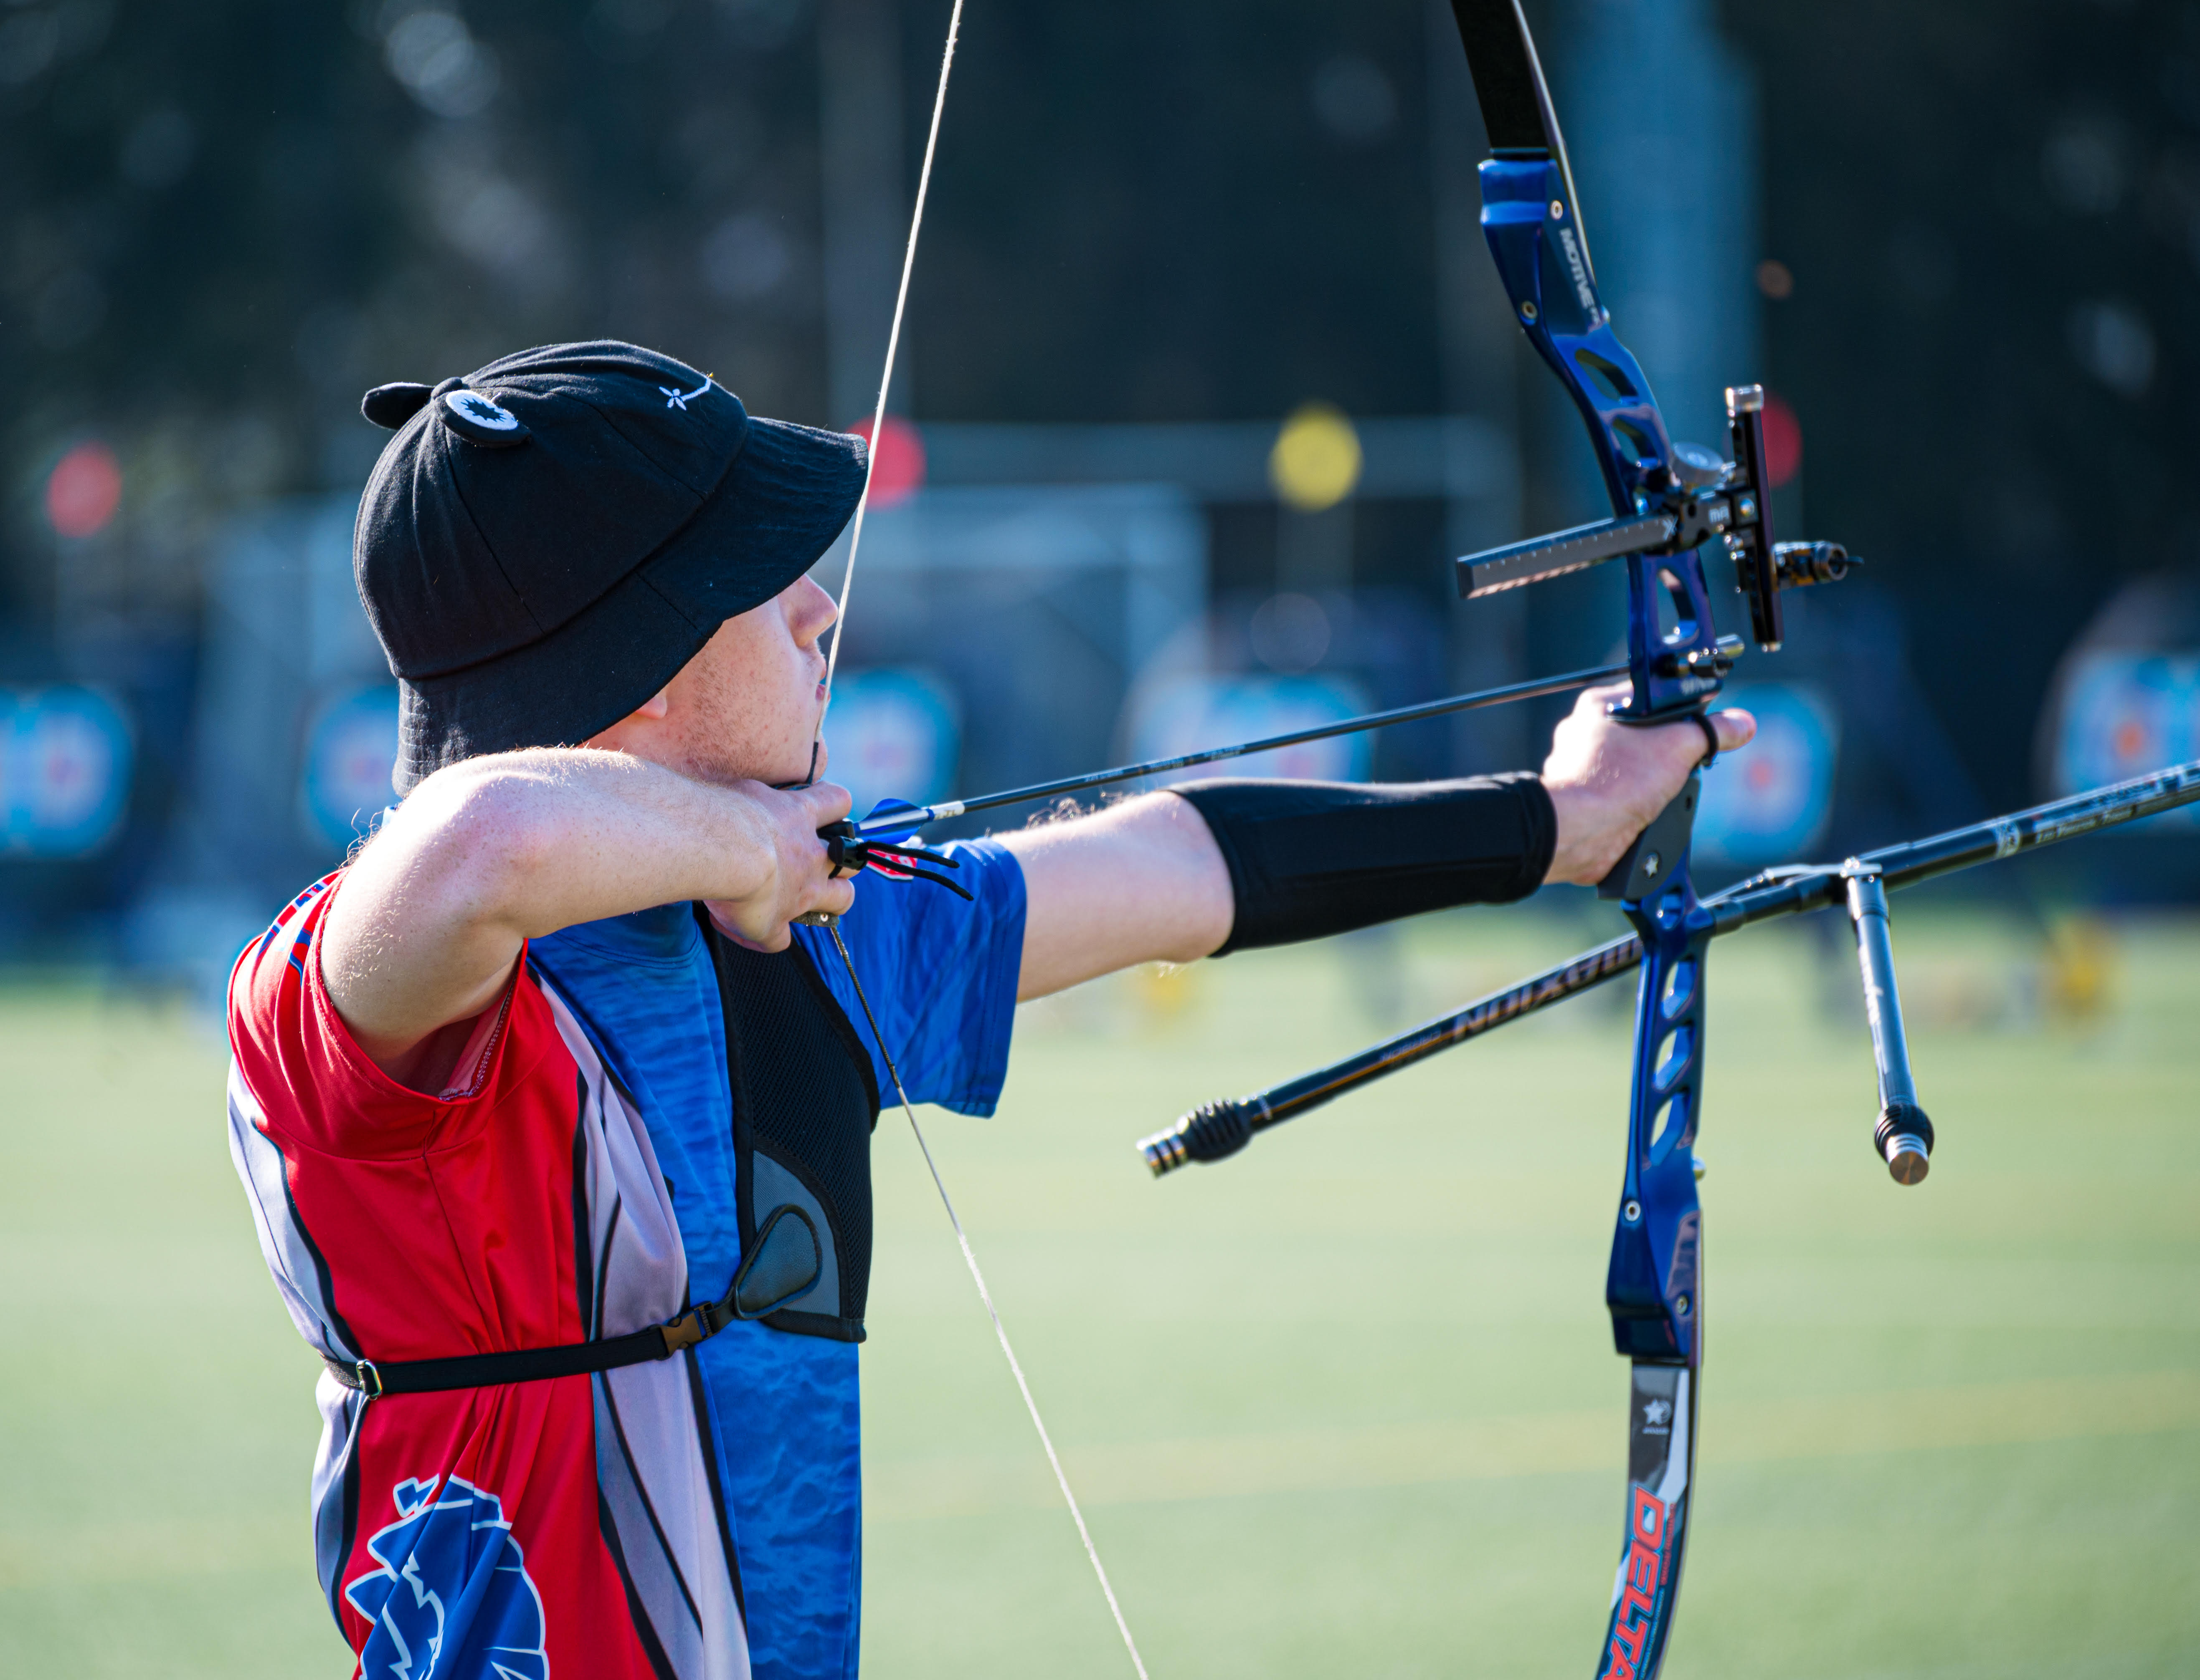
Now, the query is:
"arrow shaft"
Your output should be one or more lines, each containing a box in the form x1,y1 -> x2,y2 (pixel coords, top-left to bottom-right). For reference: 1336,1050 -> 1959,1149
857,658 -> 1628,835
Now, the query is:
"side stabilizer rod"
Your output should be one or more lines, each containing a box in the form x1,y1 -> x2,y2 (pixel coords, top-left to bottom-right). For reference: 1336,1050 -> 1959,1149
1845,867 -> 1933,1184
1138,756 -> 2200,1176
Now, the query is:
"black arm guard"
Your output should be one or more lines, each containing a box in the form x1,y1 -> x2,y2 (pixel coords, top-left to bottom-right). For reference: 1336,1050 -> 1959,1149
1173,773 -> 1556,955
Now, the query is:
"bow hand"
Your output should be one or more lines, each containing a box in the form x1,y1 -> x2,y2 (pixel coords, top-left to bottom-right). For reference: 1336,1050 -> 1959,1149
1540,685 -> 1756,887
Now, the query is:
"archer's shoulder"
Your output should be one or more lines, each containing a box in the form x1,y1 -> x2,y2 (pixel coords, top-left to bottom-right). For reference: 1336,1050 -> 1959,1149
229,874 -> 345,1020
226,871 -> 350,1097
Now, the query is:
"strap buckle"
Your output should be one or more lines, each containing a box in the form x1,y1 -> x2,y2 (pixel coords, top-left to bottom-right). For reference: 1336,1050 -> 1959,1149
658,1308 -> 709,1354
354,1359 -> 384,1398
659,1292 -> 743,1355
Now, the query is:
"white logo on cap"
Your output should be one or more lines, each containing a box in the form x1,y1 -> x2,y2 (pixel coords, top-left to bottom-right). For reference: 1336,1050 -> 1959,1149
660,379 -> 712,411
444,390 -> 520,431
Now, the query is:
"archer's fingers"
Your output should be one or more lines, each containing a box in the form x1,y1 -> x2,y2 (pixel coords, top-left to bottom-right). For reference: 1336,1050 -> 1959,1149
795,778 -> 855,825
1708,707 -> 1756,754
706,901 -> 794,955
1576,681 -> 1632,713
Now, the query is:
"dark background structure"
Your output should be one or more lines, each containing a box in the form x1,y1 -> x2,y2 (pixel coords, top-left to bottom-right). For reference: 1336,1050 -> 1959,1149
2,0 -> 2194,956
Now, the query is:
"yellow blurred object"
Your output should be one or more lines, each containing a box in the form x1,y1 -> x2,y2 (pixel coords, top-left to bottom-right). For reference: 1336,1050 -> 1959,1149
2041,916 -> 2115,1024
1269,402 -> 1362,512
1135,961 -> 1198,1023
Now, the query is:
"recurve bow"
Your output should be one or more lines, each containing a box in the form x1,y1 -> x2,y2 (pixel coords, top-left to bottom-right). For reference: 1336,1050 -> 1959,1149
1145,5 -> 1863,1674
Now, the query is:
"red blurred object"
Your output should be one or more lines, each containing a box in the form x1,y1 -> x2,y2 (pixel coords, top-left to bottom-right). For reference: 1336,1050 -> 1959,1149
46,442 -> 123,538
845,413 -> 926,508
1761,391 -> 1802,488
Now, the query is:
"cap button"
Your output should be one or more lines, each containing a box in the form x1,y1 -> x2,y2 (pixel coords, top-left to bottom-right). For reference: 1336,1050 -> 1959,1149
431,375 -> 530,449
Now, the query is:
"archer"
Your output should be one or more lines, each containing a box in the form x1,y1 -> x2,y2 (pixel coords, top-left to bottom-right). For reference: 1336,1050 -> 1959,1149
223,341 -> 1751,1680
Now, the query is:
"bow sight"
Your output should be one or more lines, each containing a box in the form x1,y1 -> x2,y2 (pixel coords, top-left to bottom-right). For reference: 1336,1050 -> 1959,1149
1453,378 -> 1860,906
1454,386 -> 1856,661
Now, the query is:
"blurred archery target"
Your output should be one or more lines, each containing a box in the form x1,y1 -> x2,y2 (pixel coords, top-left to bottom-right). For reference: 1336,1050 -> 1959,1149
2047,652 -> 2200,827
45,441 -> 124,539
844,415 -> 927,509
824,667 -> 961,818
1123,673 -> 1374,786
0,684 -> 134,857
300,683 -> 400,853
1693,681 -> 1838,864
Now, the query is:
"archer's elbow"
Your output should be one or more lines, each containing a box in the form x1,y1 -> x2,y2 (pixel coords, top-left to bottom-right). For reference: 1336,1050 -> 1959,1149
377,753 -> 572,929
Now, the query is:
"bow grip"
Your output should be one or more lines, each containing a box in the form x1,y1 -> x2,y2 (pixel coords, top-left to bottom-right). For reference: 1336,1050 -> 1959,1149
1599,772 -> 1702,903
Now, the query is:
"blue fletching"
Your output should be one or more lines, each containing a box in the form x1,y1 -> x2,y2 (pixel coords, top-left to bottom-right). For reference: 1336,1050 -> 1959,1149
860,797 -> 928,843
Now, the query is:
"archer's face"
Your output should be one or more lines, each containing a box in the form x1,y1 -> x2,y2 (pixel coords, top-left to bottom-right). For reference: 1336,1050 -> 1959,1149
611,575 -> 838,789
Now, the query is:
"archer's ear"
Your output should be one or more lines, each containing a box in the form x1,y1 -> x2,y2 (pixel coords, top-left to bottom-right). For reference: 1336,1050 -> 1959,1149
580,689 -> 672,754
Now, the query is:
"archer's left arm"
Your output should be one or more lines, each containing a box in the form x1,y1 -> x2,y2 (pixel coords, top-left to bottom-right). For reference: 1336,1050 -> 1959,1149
1003,688 -> 1754,1002
1004,793 -> 1233,1000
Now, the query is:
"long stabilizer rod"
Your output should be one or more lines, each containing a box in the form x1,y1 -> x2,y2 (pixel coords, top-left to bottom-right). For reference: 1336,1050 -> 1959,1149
852,658 -> 1634,836
1138,756 -> 2200,1174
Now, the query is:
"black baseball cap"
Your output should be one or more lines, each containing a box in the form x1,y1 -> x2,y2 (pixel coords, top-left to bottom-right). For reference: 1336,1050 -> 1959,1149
354,340 -> 866,793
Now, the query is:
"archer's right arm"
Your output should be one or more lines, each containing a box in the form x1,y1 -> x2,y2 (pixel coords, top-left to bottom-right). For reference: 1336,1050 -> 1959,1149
320,749 -> 854,1087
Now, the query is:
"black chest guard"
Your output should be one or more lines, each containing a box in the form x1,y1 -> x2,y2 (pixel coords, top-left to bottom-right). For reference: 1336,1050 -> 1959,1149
696,908 -> 882,1343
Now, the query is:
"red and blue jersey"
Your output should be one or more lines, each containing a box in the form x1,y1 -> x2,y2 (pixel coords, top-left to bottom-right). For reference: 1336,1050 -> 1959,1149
226,841 -> 1028,1680
529,841 -> 1027,1677
226,874 -> 748,1679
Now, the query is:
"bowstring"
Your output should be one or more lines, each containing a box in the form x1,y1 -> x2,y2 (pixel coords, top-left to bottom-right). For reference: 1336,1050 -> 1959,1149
824,926 -> 1151,1680
806,8 -> 1150,1672
813,0 -> 965,758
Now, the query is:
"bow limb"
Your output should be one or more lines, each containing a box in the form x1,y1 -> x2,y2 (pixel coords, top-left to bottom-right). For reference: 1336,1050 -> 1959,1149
1438,4 -> 1715,1671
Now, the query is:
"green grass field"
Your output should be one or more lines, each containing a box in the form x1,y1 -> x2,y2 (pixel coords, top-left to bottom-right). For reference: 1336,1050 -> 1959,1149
3,905 -> 2196,1677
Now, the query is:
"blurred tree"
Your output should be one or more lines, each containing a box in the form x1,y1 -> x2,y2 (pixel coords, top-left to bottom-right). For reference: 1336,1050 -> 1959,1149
0,0 -> 828,628
4,0 -> 2185,824
0,0 -> 1465,627
906,0 -> 1442,425
1729,0 -> 2199,807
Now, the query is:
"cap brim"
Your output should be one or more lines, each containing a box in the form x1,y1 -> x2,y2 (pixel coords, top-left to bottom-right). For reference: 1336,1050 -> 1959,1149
395,417 -> 866,792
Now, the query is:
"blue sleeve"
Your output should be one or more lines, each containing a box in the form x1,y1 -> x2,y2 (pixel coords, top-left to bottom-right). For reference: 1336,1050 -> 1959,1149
793,837 -> 1025,1117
